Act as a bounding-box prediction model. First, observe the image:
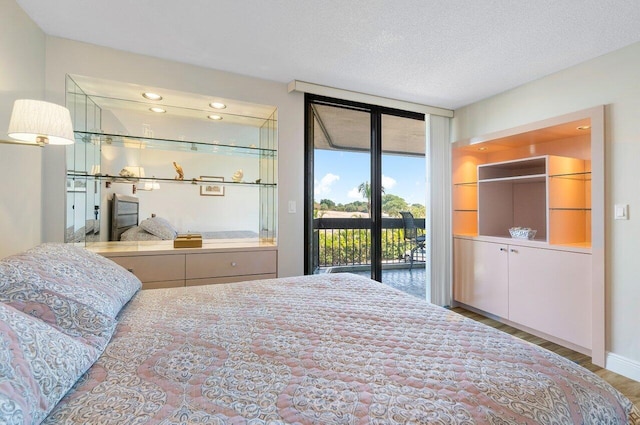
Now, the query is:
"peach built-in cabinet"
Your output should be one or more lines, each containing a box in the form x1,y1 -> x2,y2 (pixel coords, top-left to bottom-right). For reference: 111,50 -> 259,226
452,106 -> 604,366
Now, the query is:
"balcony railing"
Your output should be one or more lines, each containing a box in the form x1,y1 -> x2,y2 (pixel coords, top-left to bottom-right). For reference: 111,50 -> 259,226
313,217 -> 425,271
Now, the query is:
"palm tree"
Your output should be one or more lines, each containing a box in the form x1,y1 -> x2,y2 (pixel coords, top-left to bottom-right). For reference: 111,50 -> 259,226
357,181 -> 384,217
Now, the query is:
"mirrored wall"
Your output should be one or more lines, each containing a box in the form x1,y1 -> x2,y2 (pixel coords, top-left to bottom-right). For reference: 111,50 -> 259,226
65,75 -> 278,247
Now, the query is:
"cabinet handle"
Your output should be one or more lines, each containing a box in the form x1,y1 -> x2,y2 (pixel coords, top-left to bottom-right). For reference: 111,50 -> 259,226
231,262 -> 237,267
510,249 -> 518,253
499,248 -> 507,252
127,268 -> 135,274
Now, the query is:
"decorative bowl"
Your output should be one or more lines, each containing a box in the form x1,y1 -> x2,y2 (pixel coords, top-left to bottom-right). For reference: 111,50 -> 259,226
509,227 -> 537,240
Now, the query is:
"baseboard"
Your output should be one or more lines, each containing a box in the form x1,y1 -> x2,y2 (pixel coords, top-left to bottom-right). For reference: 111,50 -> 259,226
606,352 -> 640,382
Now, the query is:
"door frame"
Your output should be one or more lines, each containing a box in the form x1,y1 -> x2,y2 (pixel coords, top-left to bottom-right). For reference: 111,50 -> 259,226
304,93 -> 425,282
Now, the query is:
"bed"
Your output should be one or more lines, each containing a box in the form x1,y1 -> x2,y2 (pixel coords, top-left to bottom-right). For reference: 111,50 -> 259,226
110,193 -> 258,242
1,244 -> 639,424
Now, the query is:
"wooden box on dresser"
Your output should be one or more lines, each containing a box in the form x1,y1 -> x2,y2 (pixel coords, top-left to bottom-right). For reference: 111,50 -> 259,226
89,240 -> 277,290
452,106 -> 605,365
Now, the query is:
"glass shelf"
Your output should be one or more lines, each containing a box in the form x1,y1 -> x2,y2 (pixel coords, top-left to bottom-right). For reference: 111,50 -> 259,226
549,171 -> 591,180
454,209 -> 478,212
74,131 -> 277,158
66,174 -> 277,188
453,181 -> 477,186
69,92 -> 277,128
549,208 -> 591,211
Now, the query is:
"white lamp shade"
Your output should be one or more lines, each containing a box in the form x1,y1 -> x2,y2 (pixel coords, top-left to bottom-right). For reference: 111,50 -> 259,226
143,181 -> 161,191
7,99 -> 75,145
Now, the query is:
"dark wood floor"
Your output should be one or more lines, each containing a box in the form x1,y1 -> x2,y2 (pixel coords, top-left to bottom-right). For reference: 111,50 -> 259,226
452,307 -> 640,407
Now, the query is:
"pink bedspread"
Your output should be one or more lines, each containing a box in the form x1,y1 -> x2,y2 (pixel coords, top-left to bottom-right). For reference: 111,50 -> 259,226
45,273 -> 639,424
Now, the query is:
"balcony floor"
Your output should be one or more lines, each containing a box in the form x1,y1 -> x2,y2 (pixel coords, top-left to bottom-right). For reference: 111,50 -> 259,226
321,265 -> 427,300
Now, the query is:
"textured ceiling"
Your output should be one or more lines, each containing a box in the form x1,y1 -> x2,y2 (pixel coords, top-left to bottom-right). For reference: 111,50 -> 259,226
16,0 -> 640,110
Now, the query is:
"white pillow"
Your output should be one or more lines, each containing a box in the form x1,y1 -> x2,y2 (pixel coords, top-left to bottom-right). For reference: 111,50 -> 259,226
139,216 -> 178,240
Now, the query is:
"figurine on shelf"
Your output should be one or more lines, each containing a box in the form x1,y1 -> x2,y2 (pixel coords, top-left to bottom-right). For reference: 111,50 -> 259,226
173,161 -> 184,180
232,169 -> 243,182
119,168 -> 135,178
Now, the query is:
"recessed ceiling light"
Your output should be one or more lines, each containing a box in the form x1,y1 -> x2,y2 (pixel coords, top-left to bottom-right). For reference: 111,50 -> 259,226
149,107 -> 166,113
208,114 -> 223,121
142,92 -> 162,101
576,125 -> 591,131
478,146 -> 488,151
209,102 -> 227,109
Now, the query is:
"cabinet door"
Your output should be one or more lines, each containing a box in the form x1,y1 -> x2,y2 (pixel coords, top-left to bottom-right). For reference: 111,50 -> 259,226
453,238 -> 509,318
508,246 -> 591,349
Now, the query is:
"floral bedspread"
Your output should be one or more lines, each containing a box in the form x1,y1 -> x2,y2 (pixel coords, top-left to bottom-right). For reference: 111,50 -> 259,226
45,273 -> 640,424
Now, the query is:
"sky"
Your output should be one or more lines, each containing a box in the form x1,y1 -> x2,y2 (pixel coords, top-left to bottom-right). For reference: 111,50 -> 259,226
314,149 -> 426,206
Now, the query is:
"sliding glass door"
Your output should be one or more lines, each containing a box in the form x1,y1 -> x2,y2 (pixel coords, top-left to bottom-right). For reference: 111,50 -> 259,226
305,94 -> 426,297
380,113 -> 427,297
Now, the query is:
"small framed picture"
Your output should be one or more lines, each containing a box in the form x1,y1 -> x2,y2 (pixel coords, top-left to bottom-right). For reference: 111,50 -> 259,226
66,178 -> 87,192
200,176 -> 224,196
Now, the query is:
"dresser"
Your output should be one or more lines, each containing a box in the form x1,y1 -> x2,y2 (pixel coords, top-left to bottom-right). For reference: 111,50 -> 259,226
89,240 -> 277,290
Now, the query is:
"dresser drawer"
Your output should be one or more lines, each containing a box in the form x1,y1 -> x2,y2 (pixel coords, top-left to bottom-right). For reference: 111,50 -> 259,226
186,250 -> 276,279
108,254 -> 185,283
142,280 -> 186,290
186,273 -> 277,287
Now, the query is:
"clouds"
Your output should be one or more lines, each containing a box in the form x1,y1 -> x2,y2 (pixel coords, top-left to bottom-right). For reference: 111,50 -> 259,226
347,187 -> 362,199
314,173 -> 340,197
347,175 -> 397,200
315,170 -> 405,204
382,175 -> 396,190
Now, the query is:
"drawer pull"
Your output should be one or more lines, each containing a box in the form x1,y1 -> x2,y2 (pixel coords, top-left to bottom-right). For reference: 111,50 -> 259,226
499,248 -> 507,252
510,249 -> 518,253
231,262 -> 237,267
127,268 -> 135,274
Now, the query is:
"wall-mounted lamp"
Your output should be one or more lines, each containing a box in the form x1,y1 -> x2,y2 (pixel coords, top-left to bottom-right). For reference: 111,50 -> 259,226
141,179 -> 161,191
7,99 -> 74,146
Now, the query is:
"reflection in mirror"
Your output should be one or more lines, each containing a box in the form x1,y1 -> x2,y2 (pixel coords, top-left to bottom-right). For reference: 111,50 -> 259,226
65,75 -> 277,247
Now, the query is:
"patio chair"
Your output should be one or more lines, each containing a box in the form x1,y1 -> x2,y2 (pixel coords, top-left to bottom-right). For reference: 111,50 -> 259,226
400,211 -> 425,270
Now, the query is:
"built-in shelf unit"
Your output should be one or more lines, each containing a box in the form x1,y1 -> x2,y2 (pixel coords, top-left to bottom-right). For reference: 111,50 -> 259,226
451,106 -> 604,366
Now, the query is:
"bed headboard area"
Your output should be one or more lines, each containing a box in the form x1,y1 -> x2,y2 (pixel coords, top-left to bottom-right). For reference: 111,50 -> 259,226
110,194 -> 139,241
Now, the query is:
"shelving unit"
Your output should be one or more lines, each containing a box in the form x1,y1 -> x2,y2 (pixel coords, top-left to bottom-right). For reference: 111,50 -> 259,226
478,156 -> 547,241
72,131 -> 277,190
64,75 -> 279,288
65,75 -> 278,246
452,151 -> 482,236
453,154 -> 591,246
451,107 -> 604,364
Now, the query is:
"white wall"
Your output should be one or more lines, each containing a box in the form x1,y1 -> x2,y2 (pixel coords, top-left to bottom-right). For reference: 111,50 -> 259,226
43,36 -> 304,277
452,42 -> 640,375
0,0 -> 45,258
101,145 -> 260,234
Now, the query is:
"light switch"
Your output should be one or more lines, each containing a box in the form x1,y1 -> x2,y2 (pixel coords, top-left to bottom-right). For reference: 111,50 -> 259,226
614,204 -> 628,220
288,200 -> 296,214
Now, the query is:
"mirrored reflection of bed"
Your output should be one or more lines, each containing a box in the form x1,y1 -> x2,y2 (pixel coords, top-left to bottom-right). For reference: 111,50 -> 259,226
110,193 -> 258,242
65,219 -> 100,244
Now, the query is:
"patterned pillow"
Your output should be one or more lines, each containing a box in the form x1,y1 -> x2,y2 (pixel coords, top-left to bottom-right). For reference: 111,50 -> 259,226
0,302 -> 98,425
139,216 -> 178,240
0,261 -> 116,351
0,243 -> 141,319
120,225 -> 162,241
